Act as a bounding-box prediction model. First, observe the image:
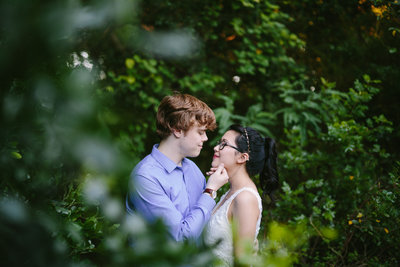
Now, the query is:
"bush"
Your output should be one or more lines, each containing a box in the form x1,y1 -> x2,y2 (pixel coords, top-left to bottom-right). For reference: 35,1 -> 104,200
1,0 -> 398,265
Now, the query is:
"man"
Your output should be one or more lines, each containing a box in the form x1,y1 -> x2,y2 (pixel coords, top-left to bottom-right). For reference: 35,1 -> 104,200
126,93 -> 229,241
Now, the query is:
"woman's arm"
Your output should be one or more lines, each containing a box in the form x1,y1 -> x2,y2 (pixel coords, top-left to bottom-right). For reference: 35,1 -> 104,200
230,190 -> 260,257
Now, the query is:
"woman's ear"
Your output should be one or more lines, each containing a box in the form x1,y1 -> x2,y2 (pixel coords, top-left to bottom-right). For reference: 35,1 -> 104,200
237,152 -> 249,164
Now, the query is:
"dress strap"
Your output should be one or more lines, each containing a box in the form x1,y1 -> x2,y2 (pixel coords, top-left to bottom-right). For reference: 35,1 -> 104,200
231,187 -> 261,201
225,187 -> 262,215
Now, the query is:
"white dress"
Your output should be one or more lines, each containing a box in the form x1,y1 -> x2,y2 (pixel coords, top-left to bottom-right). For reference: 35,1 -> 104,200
205,187 -> 262,266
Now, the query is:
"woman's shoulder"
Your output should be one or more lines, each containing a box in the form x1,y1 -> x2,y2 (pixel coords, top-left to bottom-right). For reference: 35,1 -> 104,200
232,187 -> 260,205
230,188 -> 262,222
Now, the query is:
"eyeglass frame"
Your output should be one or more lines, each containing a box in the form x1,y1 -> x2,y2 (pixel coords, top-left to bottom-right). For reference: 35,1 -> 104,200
216,140 -> 241,152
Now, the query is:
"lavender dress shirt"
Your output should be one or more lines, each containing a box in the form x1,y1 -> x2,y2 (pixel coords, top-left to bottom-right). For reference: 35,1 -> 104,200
126,144 -> 216,241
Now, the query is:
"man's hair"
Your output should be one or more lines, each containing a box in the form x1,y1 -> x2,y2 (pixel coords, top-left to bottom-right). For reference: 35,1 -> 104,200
156,93 -> 217,139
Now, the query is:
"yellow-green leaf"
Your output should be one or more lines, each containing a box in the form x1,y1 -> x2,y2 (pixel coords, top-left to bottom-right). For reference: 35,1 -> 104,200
125,58 -> 135,69
11,151 -> 22,159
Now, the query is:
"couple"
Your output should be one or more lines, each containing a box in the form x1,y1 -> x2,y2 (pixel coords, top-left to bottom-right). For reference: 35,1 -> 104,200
126,93 -> 279,266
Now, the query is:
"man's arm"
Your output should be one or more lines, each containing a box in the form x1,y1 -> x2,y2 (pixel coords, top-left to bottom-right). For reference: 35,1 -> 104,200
128,174 -> 215,241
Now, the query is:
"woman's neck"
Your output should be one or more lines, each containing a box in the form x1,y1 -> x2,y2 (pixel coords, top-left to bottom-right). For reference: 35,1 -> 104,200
228,166 -> 253,191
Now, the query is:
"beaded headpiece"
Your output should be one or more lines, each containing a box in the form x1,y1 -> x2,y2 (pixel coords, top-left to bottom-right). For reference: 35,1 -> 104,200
243,127 -> 251,153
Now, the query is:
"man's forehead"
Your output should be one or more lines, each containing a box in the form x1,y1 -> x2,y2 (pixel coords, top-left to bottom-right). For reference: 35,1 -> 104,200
192,122 -> 208,130
198,125 -> 208,130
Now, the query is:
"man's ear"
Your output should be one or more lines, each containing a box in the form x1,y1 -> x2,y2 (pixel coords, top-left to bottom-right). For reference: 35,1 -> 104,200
172,128 -> 183,138
237,152 -> 249,164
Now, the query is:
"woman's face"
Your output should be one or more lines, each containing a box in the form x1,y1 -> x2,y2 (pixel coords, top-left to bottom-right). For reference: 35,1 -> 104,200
212,130 -> 241,170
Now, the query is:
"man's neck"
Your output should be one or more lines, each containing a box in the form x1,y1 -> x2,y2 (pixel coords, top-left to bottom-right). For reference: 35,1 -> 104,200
158,137 -> 184,166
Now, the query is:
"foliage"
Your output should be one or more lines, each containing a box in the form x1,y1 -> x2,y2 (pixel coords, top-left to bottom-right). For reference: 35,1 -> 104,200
213,95 -> 277,139
0,0 -> 215,266
104,0 -> 308,172
277,0 -> 400,150
274,76 -> 398,265
1,0 -> 399,266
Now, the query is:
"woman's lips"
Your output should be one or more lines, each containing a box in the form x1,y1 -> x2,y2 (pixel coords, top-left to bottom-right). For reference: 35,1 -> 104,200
213,154 -> 219,159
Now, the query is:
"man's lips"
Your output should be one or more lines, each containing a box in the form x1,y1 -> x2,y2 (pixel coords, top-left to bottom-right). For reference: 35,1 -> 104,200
213,154 -> 219,159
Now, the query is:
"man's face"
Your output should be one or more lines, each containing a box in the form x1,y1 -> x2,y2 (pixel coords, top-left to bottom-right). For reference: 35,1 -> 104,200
179,123 -> 208,158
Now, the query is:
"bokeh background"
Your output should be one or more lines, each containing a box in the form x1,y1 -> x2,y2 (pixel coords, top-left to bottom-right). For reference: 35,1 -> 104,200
1,0 -> 399,266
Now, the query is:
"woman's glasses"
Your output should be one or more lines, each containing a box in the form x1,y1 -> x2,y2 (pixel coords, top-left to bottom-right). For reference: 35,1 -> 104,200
216,140 -> 241,152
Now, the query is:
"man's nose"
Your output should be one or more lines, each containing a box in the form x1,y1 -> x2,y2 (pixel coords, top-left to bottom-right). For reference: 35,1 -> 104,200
203,133 -> 208,142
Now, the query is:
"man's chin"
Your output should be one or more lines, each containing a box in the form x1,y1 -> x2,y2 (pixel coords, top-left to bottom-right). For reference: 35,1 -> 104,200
188,151 -> 201,158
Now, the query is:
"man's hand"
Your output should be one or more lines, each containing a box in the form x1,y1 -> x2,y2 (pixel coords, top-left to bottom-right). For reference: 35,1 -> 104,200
205,163 -> 229,191
206,167 -> 218,176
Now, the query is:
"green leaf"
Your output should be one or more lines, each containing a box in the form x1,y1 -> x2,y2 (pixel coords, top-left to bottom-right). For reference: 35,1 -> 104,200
125,58 -> 135,69
11,151 -> 22,159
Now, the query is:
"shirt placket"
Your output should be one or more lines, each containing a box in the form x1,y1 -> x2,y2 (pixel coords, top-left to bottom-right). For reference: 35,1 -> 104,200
180,167 -> 192,211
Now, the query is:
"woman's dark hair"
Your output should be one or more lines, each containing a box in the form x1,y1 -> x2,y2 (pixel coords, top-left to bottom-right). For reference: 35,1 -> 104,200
229,124 -> 280,203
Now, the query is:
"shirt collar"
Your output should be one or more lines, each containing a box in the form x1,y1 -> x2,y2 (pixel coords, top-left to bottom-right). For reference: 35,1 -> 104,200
151,144 -> 183,173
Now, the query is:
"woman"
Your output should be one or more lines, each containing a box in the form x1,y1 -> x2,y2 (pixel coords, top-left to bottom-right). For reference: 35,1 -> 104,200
204,124 -> 279,266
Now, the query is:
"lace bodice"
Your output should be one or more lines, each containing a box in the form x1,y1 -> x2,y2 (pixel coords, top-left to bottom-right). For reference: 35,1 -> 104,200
204,187 -> 262,266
